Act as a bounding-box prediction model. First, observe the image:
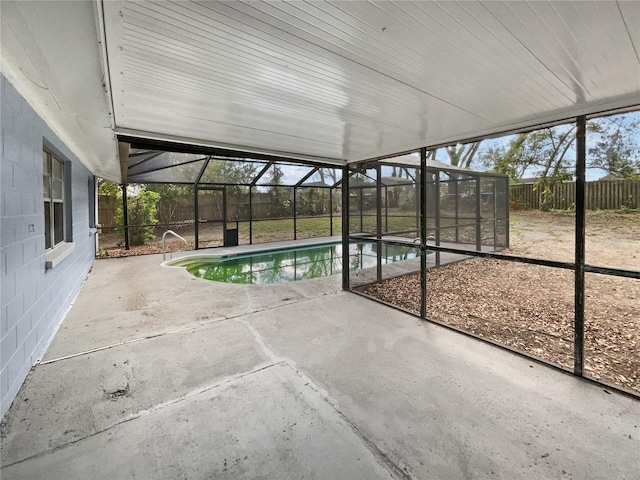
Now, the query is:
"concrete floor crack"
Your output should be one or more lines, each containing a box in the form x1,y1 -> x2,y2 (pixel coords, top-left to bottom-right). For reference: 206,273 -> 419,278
241,319 -> 415,480
40,294 -> 334,366
1,361 -> 283,469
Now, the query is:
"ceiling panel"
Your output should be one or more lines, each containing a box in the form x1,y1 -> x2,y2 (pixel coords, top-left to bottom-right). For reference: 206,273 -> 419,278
102,0 -> 639,168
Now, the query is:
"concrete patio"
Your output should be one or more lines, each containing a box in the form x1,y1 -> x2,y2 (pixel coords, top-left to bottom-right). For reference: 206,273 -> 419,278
1,245 -> 639,479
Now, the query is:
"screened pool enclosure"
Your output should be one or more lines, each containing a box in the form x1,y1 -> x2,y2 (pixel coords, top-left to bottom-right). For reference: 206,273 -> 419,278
102,147 -> 345,250
101,146 -> 508,274
344,153 -> 509,288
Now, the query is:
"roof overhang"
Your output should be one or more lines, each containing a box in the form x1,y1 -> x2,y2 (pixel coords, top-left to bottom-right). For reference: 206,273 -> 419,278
3,1 -> 639,184
1,0 -> 120,181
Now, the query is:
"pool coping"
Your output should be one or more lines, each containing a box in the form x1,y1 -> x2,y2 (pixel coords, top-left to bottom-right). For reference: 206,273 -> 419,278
162,235 -> 343,266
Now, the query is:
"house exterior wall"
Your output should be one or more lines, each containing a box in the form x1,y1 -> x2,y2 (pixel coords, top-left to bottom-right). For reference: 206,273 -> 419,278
1,75 -> 96,417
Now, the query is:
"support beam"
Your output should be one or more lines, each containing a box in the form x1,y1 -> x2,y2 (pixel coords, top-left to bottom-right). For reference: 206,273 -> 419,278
194,156 -> 210,186
194,157 -> 209,250
384,185 -> 389,233
251,161 -> 274,187
329,187 -> 333,236
295,167 -> 318,188
122,184 -> 130,250
222,186 -> 228,246
342,165 -> 350,290
194,187 -> 199,249
420,147 -> 427,319
475,174 -> 482,252
376,165 -> 383,281
434,171 -> 441,267
249,186 -> 253,245
454,178 -> 459,243
574,115 -> 587,375
293,187 -> 297,240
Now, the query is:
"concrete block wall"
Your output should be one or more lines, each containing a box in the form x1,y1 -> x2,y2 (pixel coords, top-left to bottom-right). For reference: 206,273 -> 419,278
1,75 -> 96,417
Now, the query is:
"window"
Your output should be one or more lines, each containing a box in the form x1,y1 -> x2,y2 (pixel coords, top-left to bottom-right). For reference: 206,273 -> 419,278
43,149 -> 65,249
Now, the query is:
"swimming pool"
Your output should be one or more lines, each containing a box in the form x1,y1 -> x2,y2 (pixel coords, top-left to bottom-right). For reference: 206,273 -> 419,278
168,242 -> 419,284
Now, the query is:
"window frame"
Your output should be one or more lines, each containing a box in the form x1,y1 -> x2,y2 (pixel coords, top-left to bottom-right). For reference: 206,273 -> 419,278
43,149 -> 66,250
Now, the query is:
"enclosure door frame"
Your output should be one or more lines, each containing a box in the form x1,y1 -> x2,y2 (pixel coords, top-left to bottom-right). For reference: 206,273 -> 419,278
194,185 -> 227,249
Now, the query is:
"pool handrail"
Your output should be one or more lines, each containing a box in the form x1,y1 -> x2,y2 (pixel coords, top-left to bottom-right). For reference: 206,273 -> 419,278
162,230 -> 188,260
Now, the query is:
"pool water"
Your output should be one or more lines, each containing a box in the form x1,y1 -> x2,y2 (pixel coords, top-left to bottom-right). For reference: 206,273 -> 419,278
169,242 -> 418,284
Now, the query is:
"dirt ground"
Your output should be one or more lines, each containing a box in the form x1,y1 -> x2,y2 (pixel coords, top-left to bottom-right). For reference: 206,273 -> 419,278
362,210 -> 640,394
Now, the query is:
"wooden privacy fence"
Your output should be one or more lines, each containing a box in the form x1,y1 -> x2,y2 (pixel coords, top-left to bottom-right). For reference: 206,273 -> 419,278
100,179 -> 639,227
98,191 -> 339,227
510,179 -> 640,210
98,194 -> 236,228
97,195 -> 119,228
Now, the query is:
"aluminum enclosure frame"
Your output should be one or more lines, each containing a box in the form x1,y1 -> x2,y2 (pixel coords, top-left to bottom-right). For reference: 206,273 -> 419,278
343,113 -> 640,398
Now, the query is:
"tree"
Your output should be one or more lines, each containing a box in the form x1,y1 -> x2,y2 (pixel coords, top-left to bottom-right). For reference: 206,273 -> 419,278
202,158 -> 259,191
588,113 -> 640,179
146,184 -> 192,224
268,164 -> 284,185
480,112 -> 640,209
207,159 -> 260,220
488,127 -> 576,210
424,142 -> 483,168
481,135 -> 531,180
317,167 -> 338,186
116,188 -> 160,245
442,142 -> 482,169
97,178 -> 120,197
266,165 -> 291,218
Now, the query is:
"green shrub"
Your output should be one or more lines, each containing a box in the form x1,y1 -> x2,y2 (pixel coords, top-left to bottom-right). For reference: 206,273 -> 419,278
117,188 -> 160,245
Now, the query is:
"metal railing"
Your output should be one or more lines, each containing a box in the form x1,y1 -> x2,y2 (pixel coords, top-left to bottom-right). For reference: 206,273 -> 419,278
162,230 -> 188,260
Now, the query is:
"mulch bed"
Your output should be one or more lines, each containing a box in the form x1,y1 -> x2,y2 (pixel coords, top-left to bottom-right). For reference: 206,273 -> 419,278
361,257 -> 640,394
97,240 -> 195,258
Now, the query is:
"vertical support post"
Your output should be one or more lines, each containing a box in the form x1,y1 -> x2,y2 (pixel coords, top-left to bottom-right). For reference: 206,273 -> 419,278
329,187 -> 333,236
376,165 -> 383,281
341,165 -> 350,290
293,187 -> 297,240
384,185 -> 389,234
193,156 -> 209,250
420,148 -> 428,319
505,177 -> 510,248
574,115 -> 587,376
359,187 -> 364,232
122,184 -> 130,250
93,176 -> 100,253
434,171 -> 441,267
475,174 -> 482,252
222,187 -> 227,246
493,181 -> 498,249
249,186 -> 253,245
454,178 -> 460,243
415,171 -> 420,236
194,186 -> 199,250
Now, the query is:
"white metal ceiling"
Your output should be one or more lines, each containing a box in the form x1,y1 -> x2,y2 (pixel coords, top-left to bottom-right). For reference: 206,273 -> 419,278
3,1 -> 640,183
103,0 -> 640,170
1,1 -> 118,180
